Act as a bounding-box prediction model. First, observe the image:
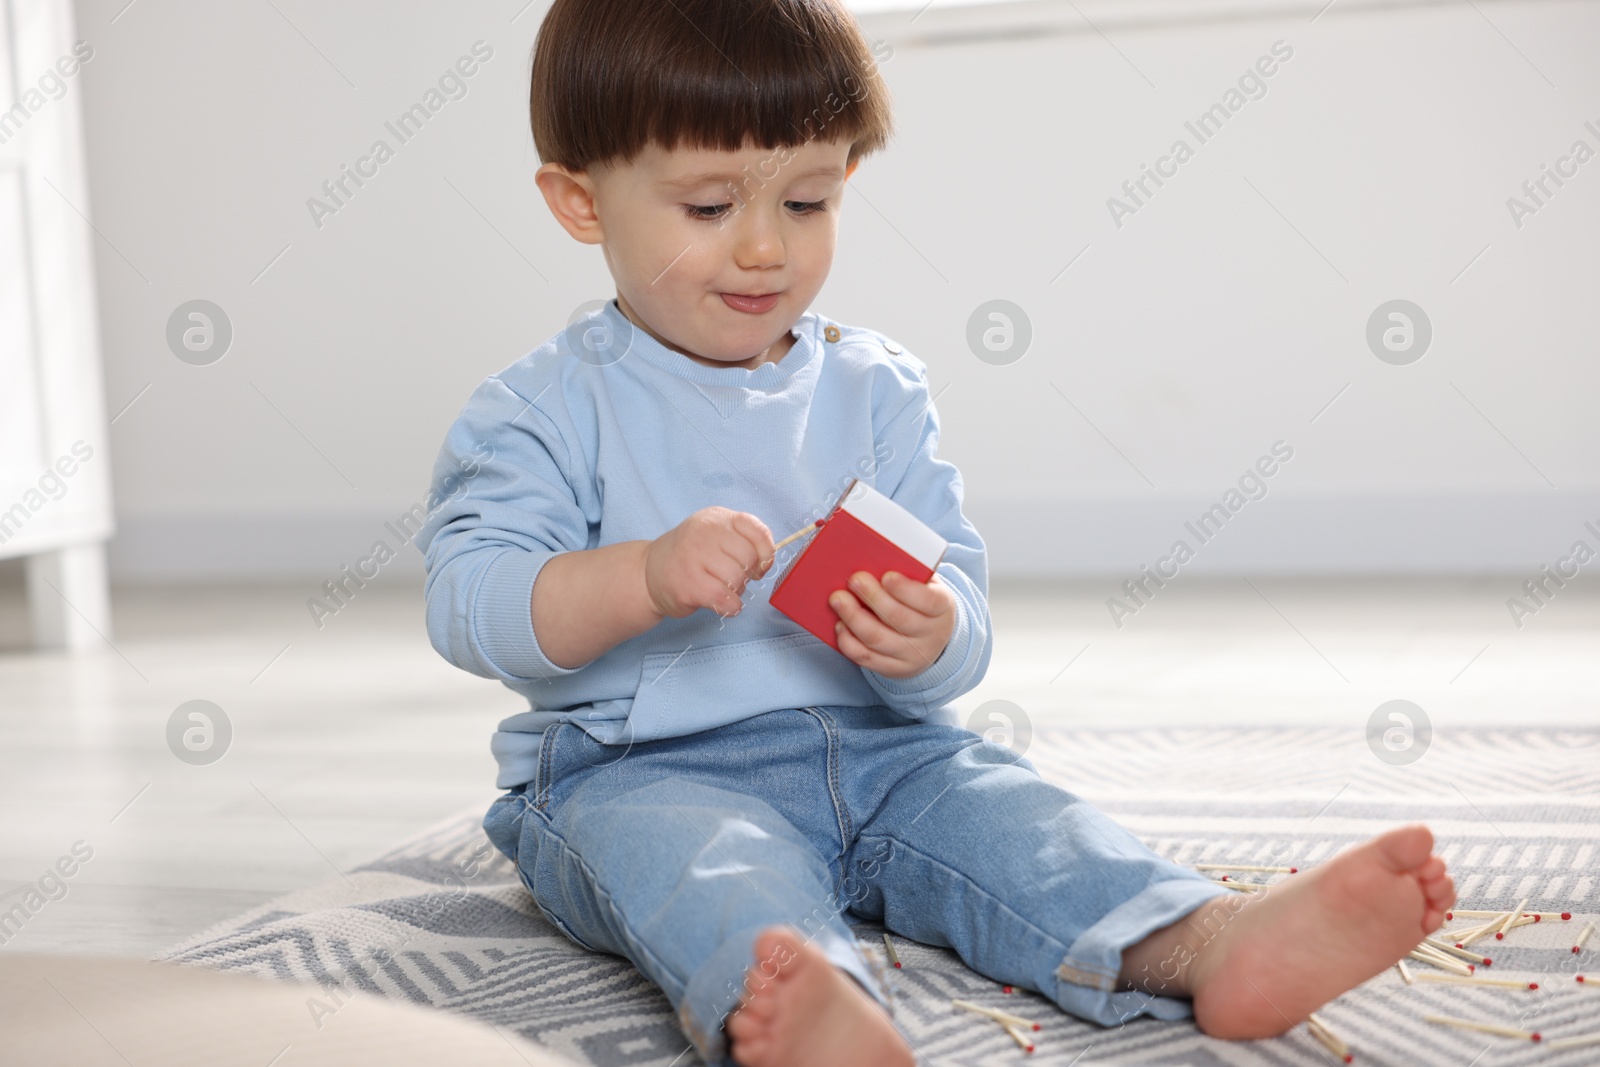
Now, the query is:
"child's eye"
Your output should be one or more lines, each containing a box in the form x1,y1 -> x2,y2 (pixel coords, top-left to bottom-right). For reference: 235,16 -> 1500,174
684,203 -> 731,221
681,200 -> 828,222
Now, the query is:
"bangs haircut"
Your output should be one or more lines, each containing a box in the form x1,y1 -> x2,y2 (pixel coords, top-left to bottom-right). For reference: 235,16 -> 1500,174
530,0 -> 894,173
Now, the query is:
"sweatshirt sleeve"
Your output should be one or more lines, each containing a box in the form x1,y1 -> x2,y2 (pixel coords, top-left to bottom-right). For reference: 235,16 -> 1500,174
416,373 -> 592,685
858,357 -> 994,718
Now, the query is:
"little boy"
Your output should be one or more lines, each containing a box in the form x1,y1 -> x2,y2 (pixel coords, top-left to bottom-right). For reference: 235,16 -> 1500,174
419,2 -> 1456,1064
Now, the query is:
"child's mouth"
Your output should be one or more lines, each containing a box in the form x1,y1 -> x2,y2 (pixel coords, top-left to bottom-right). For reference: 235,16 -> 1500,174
720,292 -> 781,315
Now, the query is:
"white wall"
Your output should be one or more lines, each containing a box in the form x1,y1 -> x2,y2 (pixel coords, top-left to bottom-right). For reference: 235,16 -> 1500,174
68,0 -> 1600,580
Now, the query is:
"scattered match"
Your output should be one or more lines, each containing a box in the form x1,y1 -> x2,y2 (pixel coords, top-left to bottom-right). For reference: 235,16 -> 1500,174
1306,1013 -> 1353,1063
951,999 -> 1040,1031
1415,973 -> 1537,991
1001,1021 -> 1035,1054
1421,937 -> 1490,966
1408,947 -> 1474,977
1212,878 -> 1269,891
1575,920 -> 1595,954
1191,863 -> 1298,874
1423,1014 -> 1541,1042
1494,899 -> 1529,940
882,932 -> 900,969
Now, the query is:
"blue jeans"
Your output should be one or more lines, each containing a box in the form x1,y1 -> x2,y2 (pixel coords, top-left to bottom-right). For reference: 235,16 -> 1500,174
482,705 -> 1227,1065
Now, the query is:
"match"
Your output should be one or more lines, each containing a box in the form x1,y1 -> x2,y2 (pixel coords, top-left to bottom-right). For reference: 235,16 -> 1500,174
1001,1021 -> 1035,1054
1423,1014 -> 1541,1042
1422,937 -> 1490,966
882,933 -> 901,969
1452,918 -> 1508,947
1396,960 -> 1413,985
1191,863 -> 1298,874
1575,920 -> 1595,954
1415,973 -> 1538,990
1212,879 -> 1269,891
951,999 -> 1040,1031
1408,947 -> 1474,977
1576,974 -> 1593,983
1447,910 -> 1570,920
1444,920 -> 1498,947
1307,1013 -> 1353,1063
771,520 -> 821,552
1494,898 -> 1529,940
1546,1032 -> 1600,1051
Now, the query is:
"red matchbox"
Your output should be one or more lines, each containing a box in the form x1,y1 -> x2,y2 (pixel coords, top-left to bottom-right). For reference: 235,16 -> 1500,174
769,478 -> 948,652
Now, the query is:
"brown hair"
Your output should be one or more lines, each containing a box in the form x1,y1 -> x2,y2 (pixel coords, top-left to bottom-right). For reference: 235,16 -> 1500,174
529,0 -> 893,172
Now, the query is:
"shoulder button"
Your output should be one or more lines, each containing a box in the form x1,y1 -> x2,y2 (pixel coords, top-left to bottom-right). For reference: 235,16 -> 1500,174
883,339 -> 903,354
824,324 -> 841,343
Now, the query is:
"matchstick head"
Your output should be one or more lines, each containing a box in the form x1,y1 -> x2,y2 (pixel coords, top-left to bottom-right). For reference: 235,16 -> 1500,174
1528,982 -> 1539,990
1342,1056 -> 1353,1064
1290,868 -> 1299,873
1002,985 -> 1013,994
1579,975 -> 1586,982
1481,958 -> 1491,967
1495,932 -> 1505,940
1563,912 -> 1573,920
1445,911 -> 1454,920
893,962 -> 901,968
1532,915 -> 1541,922
1531,1033 -> 1542,1043
1468,965 -> 1476,973
1031,1024 -> 1041,1032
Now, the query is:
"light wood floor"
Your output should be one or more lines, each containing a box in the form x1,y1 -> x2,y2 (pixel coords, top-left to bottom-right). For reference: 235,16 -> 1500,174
1,570 -> 1595,957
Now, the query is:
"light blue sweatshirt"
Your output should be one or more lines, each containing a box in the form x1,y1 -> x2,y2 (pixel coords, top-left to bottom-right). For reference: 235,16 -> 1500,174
418,299 -> 993,789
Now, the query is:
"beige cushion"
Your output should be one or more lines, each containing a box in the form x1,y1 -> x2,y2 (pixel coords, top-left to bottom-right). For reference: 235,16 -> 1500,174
0,954 -> 579,1067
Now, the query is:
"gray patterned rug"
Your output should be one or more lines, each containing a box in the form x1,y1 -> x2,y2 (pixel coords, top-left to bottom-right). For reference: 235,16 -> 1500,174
163,727 -> 1600,1066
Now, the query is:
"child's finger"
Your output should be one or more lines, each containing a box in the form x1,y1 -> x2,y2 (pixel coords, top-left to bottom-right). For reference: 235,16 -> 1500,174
880,570 -> 947,615
731,512 -> 775,572
835,618 -> 902,674
844,572 -> 921,635
829,589 -> 902,654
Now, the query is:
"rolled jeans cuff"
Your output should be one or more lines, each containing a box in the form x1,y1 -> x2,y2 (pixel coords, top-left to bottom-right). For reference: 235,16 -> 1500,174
1053,875 -> 1231,1027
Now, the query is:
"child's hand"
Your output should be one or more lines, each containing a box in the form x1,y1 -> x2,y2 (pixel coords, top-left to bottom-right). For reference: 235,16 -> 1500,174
829,570 -> 957,679
644,507 -> 775,620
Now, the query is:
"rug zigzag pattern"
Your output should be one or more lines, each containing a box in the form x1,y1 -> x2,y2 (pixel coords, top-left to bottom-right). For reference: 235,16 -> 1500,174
163,727 -> 1600,1066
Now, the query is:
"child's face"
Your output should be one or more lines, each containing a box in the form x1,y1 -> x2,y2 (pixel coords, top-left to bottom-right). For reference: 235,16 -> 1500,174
543,137 -> 854,368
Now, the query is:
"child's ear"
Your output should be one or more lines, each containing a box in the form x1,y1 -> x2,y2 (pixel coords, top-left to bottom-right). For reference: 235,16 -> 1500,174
535,162 -> 605,245
845,159 -> 859,182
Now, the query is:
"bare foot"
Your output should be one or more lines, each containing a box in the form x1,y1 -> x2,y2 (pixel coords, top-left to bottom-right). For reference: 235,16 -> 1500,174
1122,824 -> 1455,1039
724,927 -> 913,1067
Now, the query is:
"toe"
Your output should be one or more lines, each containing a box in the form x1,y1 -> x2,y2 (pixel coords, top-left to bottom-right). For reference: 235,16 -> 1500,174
727,1001 -> 765,1035
1417,856 -> 1447,882
749,927 -> 804,988
735,986 -> 778,1022
1374,824 -> 1434,872
731,1035 -> 770,1066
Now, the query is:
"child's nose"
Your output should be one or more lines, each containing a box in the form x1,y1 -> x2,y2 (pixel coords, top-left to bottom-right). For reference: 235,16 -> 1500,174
730,214 -> 786,269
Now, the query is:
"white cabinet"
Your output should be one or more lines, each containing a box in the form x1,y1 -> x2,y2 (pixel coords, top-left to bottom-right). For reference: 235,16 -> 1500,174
0,0 -> 114,649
